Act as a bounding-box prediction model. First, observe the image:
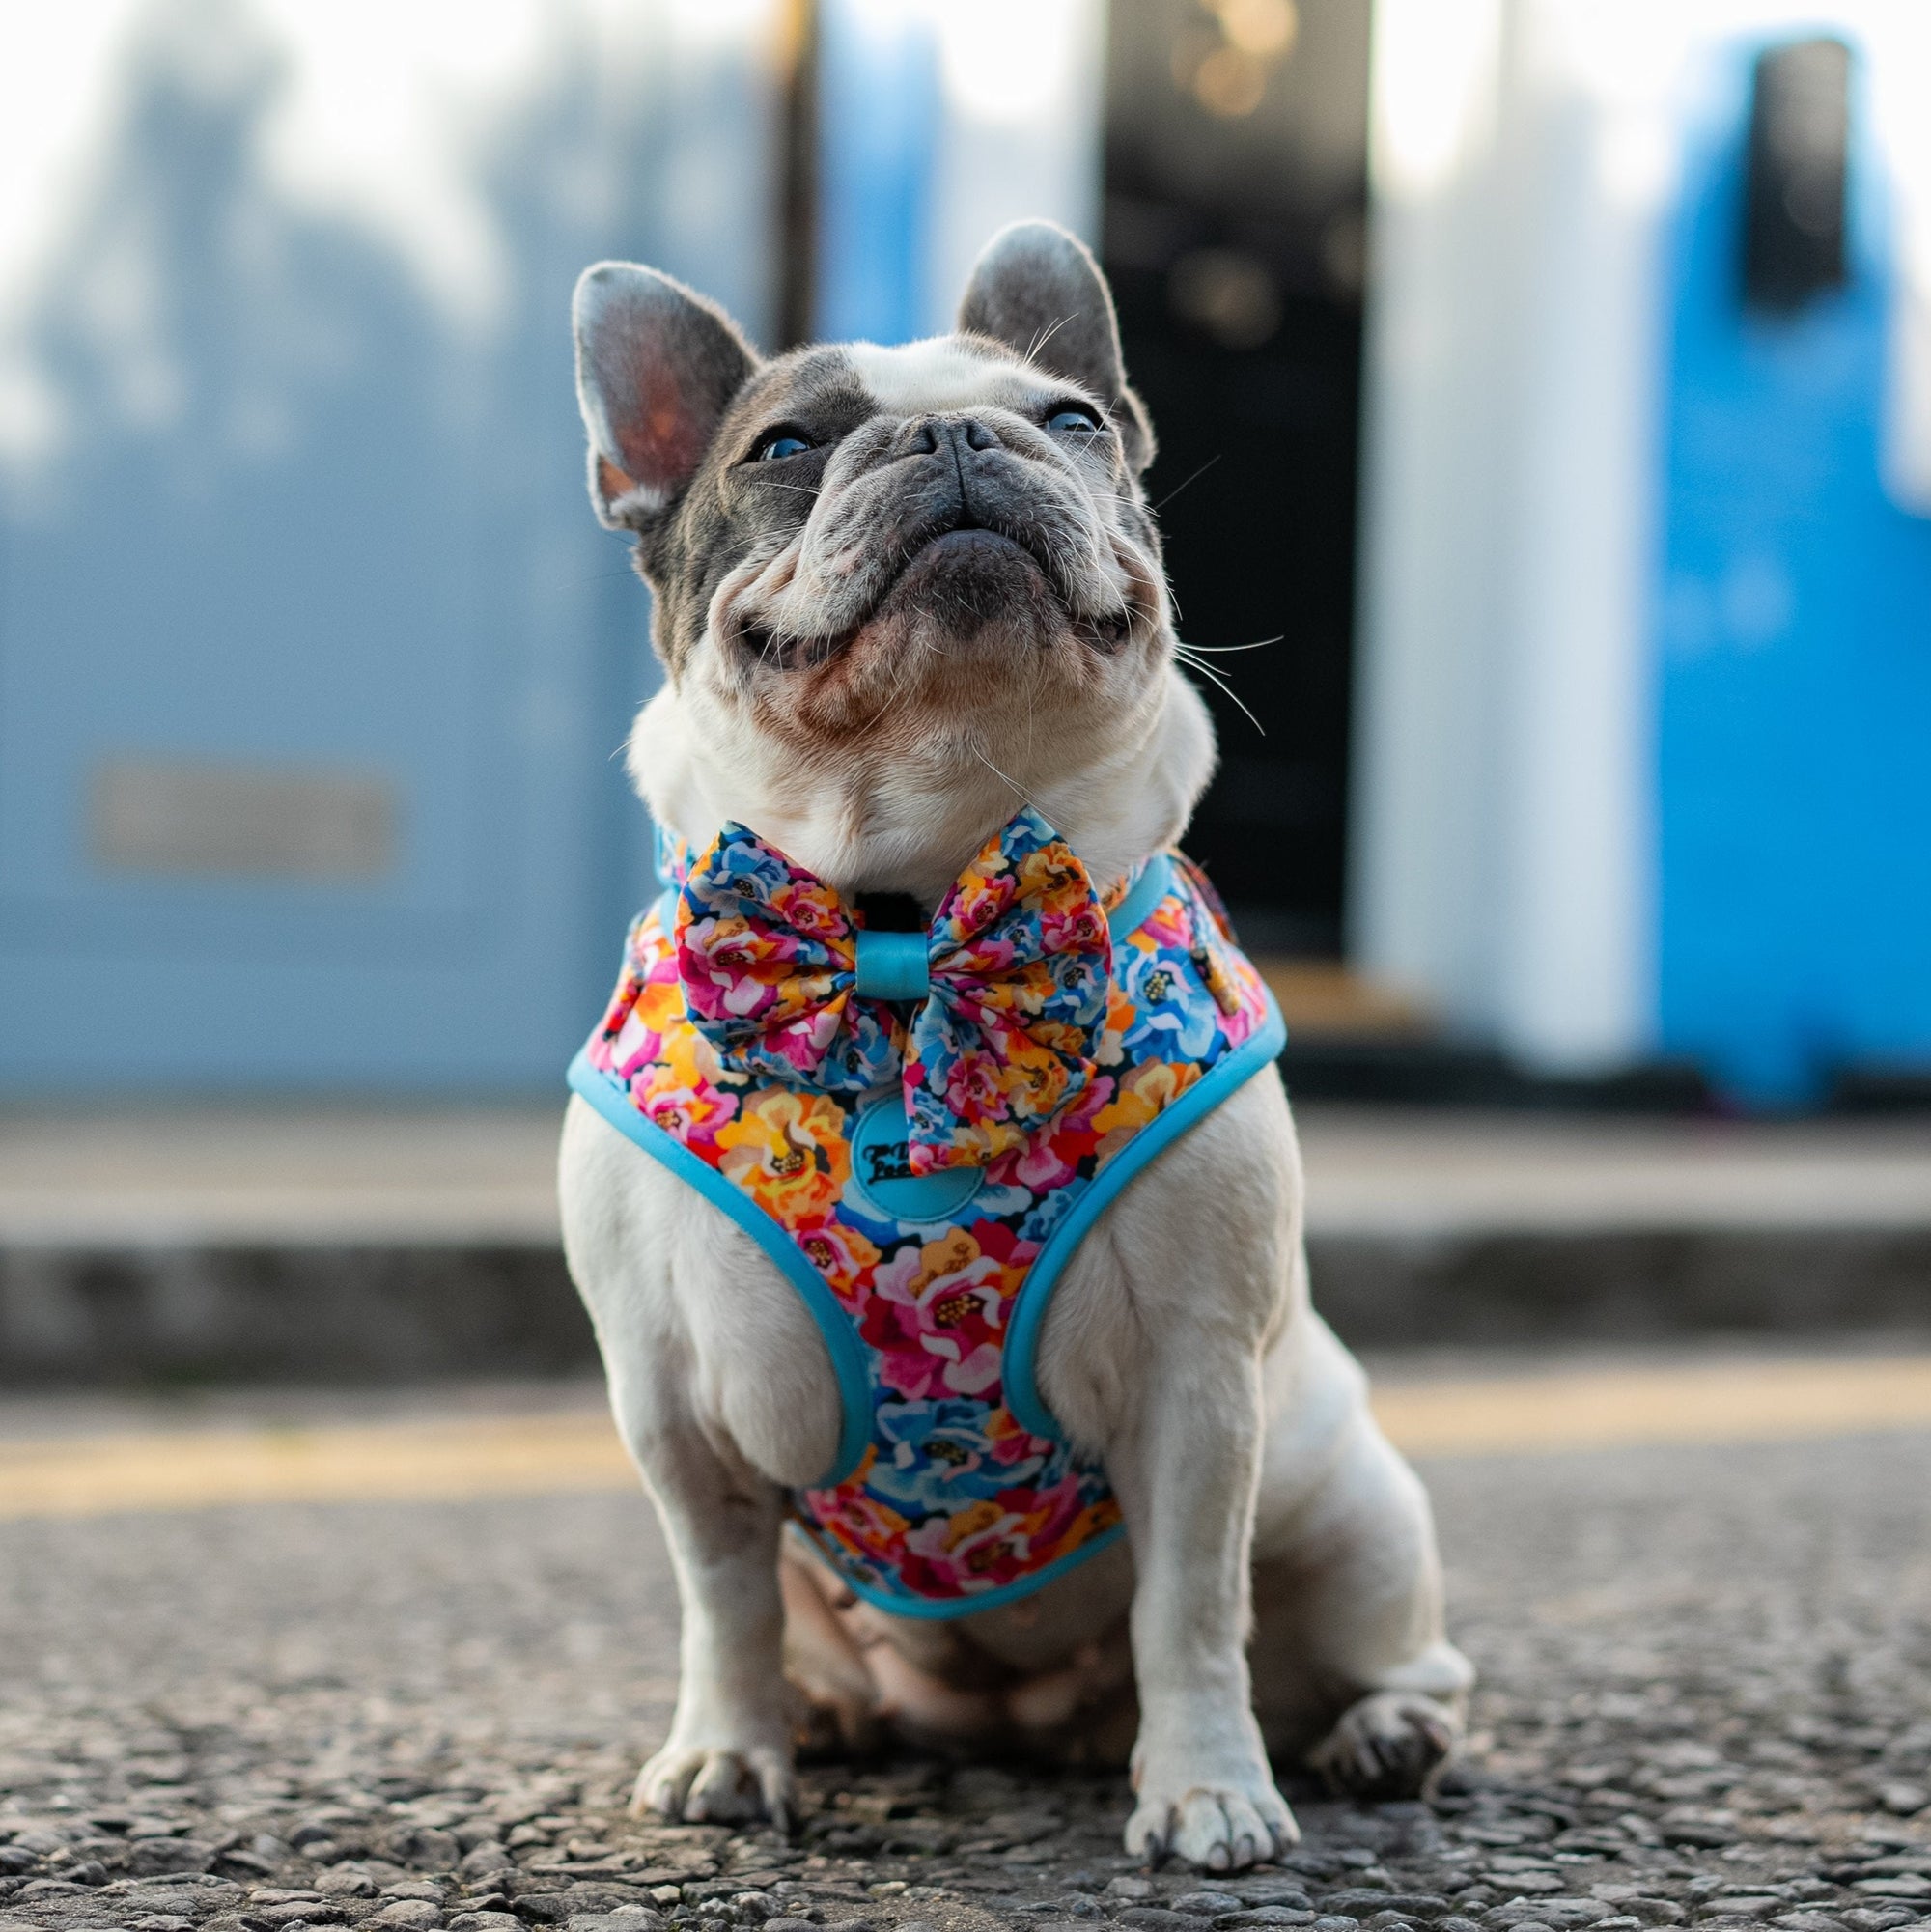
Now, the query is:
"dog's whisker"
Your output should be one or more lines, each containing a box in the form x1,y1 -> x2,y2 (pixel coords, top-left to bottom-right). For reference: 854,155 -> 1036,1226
1176,650 -> 1267,737
1025,311 -> 1077,365
968,737 -> 1034,807
1150,453 -> 1223,513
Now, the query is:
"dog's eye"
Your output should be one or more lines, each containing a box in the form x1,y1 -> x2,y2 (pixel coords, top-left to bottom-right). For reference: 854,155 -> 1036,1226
755,431 -> 813,462
1046,406 -> 1101,434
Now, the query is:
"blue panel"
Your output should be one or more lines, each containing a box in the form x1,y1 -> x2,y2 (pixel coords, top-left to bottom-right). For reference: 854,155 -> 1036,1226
1655,38 -> 1931,1103
815,0 -> 939,344
0,13 -> 770,1092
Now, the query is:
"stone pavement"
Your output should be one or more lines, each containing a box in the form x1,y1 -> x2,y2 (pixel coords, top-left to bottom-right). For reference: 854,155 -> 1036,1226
2,1385 -> 1928,1932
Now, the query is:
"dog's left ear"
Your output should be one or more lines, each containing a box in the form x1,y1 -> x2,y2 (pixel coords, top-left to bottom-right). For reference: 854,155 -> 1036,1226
574,261 -> 759,533
958,220 -> 1155,472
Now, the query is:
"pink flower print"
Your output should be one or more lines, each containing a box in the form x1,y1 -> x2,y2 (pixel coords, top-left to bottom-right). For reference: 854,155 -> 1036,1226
900,1504 -> 1029,1595
1138,881 -> 1193,947
864,1232 -> 1010,1401
940,1045 -> 1008,1126
678,913 -> 784,1021
634,1068 -> 738,1155
790,1216 -> 882,1303
944,1341 -> 1003,1396
1019,1469 -> 1088,1552
827,1486 -> 910,1553
1009,1072 -> 1111,1190
767,876 -> 849,943
1213,960 -> 1264,1045
602,1004 -> 662,1078
1039,897 -> 1107,957
951,931 -> 1023,978
1011,1142 -> 1073,1195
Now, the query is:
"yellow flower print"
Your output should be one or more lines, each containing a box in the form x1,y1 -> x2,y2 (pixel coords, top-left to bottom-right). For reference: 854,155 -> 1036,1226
943,1498 -> 1009,1549
1095,976 -> 1138,1068
655,1014 -> 734,1091
1092,1056 -> 1202,1162
714,1087 -> 850,1226
1030,1495 -> 1121,1564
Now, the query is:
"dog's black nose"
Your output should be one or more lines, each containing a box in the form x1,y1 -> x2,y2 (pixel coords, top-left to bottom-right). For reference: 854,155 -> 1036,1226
899,413 -> 1004,460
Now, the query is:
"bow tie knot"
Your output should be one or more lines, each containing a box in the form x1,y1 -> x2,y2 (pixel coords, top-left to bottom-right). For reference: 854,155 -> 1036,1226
674,808 -> 1112,1173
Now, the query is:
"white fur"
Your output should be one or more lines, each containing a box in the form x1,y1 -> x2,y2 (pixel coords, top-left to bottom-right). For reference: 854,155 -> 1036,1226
627,663 -> 1215,907
844,337 -> 1045,414
560,318 -> 1470,1870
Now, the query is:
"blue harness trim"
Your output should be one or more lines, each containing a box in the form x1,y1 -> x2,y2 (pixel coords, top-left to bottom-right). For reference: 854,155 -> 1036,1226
569,1045 -> 879,1485
1000,988 -> 1287,1441
791,1500 -> 1132,1618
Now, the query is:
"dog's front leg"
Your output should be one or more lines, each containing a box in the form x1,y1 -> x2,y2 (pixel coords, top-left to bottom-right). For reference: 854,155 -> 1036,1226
623,1380 -> 798,1830
1110,1346 -> 1296,1869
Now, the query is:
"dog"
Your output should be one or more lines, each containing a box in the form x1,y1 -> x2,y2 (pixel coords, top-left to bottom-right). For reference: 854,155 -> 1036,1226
556,219 -> 1471,1874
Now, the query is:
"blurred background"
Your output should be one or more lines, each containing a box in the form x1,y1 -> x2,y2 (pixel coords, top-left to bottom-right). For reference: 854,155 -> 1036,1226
4,0 -> 1931,1405
3,8 -> 1931,1867
4,0 -> 1927,1114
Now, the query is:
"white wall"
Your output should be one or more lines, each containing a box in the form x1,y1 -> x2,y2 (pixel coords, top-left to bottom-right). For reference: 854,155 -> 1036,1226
1352,0 -> 1680,1071
1353,0 -> 1931,1071
920,0 -> 1108,331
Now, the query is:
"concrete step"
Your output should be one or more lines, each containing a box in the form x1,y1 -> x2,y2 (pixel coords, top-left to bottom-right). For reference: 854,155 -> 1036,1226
5,1103 -> 1930,1385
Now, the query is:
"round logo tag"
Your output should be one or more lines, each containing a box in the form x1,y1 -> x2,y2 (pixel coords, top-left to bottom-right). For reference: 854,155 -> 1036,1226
848,1097 -> 983,1224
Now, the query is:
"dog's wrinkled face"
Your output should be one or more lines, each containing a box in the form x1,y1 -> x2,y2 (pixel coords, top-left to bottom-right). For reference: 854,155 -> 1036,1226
574,222 -> 1212,899
683,337 -> 1163,722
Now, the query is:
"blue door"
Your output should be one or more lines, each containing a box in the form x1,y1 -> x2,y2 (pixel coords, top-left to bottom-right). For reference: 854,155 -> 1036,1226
0,3 -> 775,1092
1655,32 -> 1931,1104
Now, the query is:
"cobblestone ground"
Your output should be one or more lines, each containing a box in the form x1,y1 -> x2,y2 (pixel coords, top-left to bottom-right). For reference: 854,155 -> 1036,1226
4,1431 -> 1929,1932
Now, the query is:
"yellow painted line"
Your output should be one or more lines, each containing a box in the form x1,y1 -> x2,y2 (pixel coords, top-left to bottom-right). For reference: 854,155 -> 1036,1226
0,1414 -> 636,1521
1373,1354 -> 1931,1458
3,1357 -> 1931,1521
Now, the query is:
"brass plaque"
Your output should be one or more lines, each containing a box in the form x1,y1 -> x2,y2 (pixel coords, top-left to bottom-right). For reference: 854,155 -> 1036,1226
91,757 -> 397,880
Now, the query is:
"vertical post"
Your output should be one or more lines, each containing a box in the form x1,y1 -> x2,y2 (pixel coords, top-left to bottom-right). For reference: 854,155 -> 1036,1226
774,0 -> 820,350
814,0 -> 939,344
1351,0 -> 1663,1072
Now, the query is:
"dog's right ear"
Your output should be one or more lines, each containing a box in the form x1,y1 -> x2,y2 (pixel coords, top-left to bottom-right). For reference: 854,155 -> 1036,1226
573,262 -> 759,531
958,221 -> 1154,472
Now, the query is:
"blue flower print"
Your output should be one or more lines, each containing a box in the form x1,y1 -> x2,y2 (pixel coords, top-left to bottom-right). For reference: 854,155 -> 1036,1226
869,1398 -> 1045,1513
1113,938 -> 1220,1061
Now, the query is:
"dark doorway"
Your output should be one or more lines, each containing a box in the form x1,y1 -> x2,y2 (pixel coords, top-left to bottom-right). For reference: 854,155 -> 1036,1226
1102,0 -> 1372,955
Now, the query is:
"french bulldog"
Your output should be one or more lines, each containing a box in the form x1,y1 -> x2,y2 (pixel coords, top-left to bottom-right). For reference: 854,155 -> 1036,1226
557,219 -> 1470,1872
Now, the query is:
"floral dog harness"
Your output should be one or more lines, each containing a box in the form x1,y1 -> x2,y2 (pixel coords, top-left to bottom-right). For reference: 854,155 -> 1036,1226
568,807 -> 1284,1617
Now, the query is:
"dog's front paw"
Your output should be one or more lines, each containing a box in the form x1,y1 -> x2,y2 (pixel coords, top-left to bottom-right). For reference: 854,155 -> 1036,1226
631,1742 -> 797,1833
1308,1690 -> 1456,1800
1125,1768 -> 1298,1871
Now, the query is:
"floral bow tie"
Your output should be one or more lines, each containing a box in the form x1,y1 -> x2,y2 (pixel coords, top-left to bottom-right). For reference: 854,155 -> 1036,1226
674,807 -> 1112,1173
